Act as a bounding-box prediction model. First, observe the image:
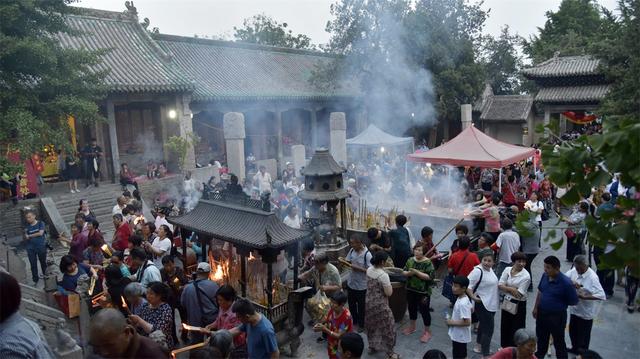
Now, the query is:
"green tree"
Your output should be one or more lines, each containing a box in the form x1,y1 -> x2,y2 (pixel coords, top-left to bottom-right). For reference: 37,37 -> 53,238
233,14 -> 316,50
0,0 -> 106,165
528,0 -> 639,271
481,26 -> 524,95
522,0 -> 609,63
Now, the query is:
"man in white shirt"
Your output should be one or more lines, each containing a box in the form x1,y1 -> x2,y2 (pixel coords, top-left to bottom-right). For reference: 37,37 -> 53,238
492,219 -> 521,278
565,255 -> 606,355
112,196 -> 127,216
253,166 -> 272,194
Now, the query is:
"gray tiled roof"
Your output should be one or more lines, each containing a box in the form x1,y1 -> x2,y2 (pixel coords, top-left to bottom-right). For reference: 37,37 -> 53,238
479,95 -> 533,121
535,85 -> 610,103
168,200 -> 311,249
154,34 -> 357,101
522,55 -> 601,78
59,8 -> 194,93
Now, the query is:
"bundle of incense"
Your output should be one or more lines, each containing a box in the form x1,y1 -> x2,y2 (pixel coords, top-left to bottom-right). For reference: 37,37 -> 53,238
120,296 -> 132,315
337,257 -> 352,268
170,342 -> 206,358
182,323 -> 206,332
88,276 -> 96,295
100,244 -> 112,257
91,291 -> 106,303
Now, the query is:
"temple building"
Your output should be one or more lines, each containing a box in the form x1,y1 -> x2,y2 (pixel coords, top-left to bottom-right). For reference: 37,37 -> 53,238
522,54 -> 610,135
58,4 -> 362,179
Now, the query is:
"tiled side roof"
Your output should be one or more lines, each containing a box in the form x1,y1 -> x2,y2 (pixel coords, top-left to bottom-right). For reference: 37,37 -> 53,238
535,85 -> 610,103
154,34 -> 357,101
58,9 -> 194,93
168,200 -> 311,249
479,95 -> 533,121
522,55 -> 601,78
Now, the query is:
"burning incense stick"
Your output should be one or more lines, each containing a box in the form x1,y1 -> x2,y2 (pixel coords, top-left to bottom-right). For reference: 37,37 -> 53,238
91,291 -> 106,303
171,342 -> 206,358
88,276 -> 96,295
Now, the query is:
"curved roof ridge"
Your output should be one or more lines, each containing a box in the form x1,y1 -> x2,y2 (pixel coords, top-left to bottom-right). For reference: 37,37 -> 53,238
153,33 -> 340,59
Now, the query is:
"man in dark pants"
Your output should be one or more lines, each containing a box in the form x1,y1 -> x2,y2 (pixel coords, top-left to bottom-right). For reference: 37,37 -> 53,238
82,138 -> 103,187
565,255 -> 606,355
23,211 -> 48,285
532,255 -> 579,359
344,236 -> 371,332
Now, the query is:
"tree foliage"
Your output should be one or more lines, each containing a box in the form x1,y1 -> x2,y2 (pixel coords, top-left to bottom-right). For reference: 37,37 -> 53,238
0,0 -> 106,164
536,0 -> 640,270
233,14 -> 316,50
522,0 -> 610,63
481,26 -> 524,95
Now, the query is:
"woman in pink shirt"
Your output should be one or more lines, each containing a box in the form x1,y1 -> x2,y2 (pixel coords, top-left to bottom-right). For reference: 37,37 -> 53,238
205,285 -> 246,349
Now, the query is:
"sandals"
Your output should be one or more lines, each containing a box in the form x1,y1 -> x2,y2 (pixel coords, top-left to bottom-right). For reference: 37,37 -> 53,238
402,326 -> 416,335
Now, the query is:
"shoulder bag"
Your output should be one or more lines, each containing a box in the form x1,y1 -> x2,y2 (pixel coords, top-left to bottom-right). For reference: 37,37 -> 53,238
500,270 -> 519,315
442,252 -> 470,301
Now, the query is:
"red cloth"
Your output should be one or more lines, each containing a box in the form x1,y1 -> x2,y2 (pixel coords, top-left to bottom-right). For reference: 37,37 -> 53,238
113,223 -> 131,251
408,126 -> 535,167
325,307 -> 353,359
447,249 -> 480,277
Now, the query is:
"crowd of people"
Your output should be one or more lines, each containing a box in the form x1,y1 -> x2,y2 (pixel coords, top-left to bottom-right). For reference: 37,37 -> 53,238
2,130 -> 637,359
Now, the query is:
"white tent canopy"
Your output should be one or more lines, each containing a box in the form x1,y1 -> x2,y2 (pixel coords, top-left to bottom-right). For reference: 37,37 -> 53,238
346,124 -> 414,147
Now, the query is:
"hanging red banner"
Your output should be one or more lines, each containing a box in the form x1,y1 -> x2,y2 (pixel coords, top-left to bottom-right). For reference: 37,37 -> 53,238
562,111 -> 598,125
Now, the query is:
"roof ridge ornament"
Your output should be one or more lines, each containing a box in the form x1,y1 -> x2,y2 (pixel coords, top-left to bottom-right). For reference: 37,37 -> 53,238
124,1 -> 138,17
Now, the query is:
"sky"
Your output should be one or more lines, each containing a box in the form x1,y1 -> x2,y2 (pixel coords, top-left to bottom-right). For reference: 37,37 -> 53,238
73,0 -> 618,47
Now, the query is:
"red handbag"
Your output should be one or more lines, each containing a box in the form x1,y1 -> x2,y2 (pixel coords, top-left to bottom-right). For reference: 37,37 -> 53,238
564,229 -> 576,239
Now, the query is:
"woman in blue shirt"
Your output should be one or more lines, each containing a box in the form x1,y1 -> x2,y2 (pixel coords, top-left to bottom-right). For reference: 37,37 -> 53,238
58,255 -> 97,292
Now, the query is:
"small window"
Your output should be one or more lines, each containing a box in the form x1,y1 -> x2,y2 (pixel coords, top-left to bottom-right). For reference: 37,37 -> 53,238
322,183 -> 330,190
336,180 -> 342,188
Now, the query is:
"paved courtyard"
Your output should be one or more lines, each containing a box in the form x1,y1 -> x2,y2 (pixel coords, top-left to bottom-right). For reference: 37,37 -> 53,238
295,218 -> 640,359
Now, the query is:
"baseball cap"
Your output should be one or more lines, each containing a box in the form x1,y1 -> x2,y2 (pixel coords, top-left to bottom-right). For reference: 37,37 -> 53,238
196,262 -> 211,273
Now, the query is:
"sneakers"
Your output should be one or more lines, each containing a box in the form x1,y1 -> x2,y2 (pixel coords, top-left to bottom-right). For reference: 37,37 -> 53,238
420,331 -> 432,343
473,344 -> 482,354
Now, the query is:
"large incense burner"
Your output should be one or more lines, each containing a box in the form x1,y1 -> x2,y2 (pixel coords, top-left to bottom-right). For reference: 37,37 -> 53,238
298,149 -> 349,260
170,198 -> 313,356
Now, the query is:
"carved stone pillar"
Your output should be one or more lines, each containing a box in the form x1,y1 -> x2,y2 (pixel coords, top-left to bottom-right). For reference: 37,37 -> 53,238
223,112 -> 246,181
329,112 -> 347,166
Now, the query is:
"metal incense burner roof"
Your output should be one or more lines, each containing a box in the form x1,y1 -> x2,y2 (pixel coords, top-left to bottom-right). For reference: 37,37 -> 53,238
298,149 -> 348,202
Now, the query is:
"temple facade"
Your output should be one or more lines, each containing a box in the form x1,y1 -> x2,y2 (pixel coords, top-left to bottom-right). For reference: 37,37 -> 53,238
58,5 -> 362,180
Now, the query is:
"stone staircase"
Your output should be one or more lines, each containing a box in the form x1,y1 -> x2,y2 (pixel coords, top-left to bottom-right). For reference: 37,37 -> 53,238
46,182 -> 124,240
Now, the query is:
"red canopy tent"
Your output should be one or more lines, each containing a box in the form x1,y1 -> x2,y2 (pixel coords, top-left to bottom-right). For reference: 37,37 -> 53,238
407,126 -> 535,191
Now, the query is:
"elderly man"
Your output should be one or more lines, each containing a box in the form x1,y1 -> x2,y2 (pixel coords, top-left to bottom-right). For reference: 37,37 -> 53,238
180,263 -> 219,343
0,272 -> 55,358
89,308 -> 168,358
532,256 -> 579,359
565,255 -> 606,355
112,195 -> 127,216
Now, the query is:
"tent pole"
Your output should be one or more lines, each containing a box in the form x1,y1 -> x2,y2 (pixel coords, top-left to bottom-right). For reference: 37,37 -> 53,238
498,168 -> 502,192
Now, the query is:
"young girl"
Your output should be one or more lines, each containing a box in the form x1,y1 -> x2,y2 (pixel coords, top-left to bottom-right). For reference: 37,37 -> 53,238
314,291 -> 353,359
402,244 -> 435,343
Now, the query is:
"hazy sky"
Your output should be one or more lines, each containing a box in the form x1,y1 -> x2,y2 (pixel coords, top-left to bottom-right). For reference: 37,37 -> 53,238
74,0 -> 618,46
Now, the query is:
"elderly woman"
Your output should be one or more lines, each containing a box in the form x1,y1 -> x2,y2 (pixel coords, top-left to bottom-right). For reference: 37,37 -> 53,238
498,252 -> 531,348
58,255 -> 97,292
364,251 -> 398,359
128,281 -> 174,349
490,328 -> 537,359
123,282 -> 147,316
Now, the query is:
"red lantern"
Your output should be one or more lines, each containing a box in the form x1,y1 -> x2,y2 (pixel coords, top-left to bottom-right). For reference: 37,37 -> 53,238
562,111 -> 598,125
